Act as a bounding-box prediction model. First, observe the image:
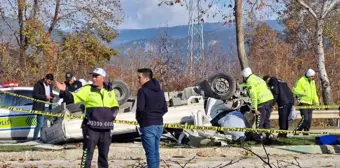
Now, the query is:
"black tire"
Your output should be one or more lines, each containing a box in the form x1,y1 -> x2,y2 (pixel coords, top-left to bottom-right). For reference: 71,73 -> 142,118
111,80 -> 130,106
208,73 -> 237,100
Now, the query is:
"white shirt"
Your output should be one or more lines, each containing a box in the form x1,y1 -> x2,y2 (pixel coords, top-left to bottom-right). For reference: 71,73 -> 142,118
43,83 -> 51,108
43,83 -> 51,97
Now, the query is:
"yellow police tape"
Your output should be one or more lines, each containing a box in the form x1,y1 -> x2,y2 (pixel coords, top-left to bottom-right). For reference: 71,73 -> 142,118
1,105 -> 340,136
0,90 -> 58,106
2,89 -> 340,110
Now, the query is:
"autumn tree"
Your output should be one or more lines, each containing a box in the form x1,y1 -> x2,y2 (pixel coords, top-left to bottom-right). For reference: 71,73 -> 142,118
281,0 -> 340,104
248,24 -> 294,79
292,0 -> 339,104
0,0 -> 123,84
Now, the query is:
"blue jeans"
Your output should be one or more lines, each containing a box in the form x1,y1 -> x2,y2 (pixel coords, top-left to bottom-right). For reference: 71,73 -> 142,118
140,125 -> 163,168
33,114 -> 45,140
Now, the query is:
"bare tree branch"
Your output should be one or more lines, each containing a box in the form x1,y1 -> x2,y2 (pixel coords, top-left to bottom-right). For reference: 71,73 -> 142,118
278,157 -> 302,168
161,159 -> 171,168
48,0 -> 60,34
321,0 -> 338,19
170,156 -> 196,168
242,144 -> 273,168
295,0 -> 318,20
30,0 -> 38,19
6,0 -> 16,14
262,143 -> 271,166
321,0 -> 328,18
211,158 -> 244,168
0,10 -> 20,45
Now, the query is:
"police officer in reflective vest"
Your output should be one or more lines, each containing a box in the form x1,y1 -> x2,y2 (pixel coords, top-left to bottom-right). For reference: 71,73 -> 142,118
292,69 -> 319,135
242,67 -> 274,142
55,68 -> 119,168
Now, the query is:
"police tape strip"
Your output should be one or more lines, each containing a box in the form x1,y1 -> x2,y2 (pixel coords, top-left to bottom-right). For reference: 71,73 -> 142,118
1,105 -> 340,136
1,89 -> 340,110
272,105 -> 340,110
0,90 -> 58,106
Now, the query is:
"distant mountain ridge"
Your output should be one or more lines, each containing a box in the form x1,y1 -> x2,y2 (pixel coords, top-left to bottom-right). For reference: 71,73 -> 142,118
0,18 -> 284,59
113,20 -> 283,46
113,20 -> 284,58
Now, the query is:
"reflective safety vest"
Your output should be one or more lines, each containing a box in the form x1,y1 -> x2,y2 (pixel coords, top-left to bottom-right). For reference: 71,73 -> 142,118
69,85 -> 119,129
246,74 -> 274,111
292,76 -> 319,105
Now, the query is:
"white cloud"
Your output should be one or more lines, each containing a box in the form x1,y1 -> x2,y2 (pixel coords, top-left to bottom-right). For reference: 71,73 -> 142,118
118,0 -> 226,29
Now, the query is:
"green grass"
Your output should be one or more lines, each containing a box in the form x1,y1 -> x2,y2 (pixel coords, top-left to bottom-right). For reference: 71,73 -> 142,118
228,136 -> 315,147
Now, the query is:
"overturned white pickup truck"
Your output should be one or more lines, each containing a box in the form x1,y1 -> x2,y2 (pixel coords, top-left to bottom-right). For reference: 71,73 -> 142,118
41,73 -> 253,144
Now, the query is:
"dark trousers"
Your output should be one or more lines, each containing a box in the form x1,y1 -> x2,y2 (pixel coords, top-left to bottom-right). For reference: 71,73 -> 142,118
296,103 -> 313,131
255,100 -> 273,140
278,103 -> 293,137
81,126 -> 111,168
256,100 -> 273,129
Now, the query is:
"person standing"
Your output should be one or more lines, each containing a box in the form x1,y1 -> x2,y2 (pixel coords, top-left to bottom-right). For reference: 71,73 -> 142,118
136,68 -> 168,168
292,69 -> 319,135
32,73 -> 55,141
59,72 -> 83,97
241,68 -> 274,142
263,76 -> 294,138
55,68 -> 119,168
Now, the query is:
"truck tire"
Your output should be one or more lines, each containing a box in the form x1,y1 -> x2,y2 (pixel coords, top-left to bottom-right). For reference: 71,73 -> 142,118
208,73 -> 236,100
111,80 -> 130,106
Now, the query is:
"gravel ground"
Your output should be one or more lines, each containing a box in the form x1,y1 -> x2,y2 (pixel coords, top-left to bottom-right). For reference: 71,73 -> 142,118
0,142 -> 339,168
0,154 -> 339,168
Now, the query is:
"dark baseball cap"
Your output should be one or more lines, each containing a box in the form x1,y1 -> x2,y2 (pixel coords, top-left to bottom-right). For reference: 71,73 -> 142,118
65,72 -> 74,81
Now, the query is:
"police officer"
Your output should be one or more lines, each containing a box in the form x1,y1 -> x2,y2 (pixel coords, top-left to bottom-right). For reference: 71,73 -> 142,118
263,76 -> 294,138
242,67 -> 274,142
59,72 -> 83,99
292,69 -> 319,135
55,68 -> 119,168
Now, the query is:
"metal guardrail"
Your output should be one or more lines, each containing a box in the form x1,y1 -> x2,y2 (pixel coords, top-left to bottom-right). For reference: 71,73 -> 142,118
270,110 -> 340,120
271,110 -> 340,127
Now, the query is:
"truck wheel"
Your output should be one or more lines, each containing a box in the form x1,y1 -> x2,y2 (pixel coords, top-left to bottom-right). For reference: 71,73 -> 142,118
111,80 -> 130,106
208,73 -> 236,100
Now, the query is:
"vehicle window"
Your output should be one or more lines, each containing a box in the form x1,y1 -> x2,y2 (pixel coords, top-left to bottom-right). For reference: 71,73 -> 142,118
13,90 -> 34,106
0,92 -> 14,106
1,90 -> 61,106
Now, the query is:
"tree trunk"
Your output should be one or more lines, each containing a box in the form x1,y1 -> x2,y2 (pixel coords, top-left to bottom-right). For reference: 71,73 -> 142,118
18,0 -> 28,78
48,0 -> 61,34
235,0 -> 249,70
18,0 -> 26,61
316,19 -> 333,105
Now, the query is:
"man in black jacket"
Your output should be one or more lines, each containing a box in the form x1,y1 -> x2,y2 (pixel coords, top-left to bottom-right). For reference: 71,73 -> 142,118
32,73 -> 55,140
136,68 -> 168,168
263,76 -> 294,138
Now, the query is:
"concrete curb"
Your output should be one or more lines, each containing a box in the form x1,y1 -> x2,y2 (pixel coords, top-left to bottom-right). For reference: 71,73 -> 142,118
0,144 -> 339,162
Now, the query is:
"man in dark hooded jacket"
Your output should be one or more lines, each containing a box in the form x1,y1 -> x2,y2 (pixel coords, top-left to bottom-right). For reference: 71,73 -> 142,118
263,76 -> 294,138
136,68 -> 168,168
